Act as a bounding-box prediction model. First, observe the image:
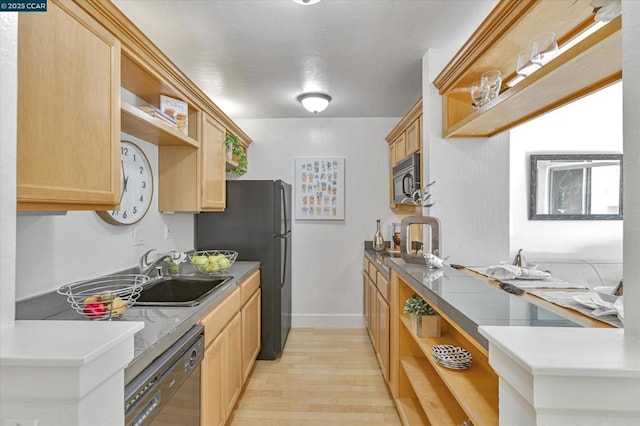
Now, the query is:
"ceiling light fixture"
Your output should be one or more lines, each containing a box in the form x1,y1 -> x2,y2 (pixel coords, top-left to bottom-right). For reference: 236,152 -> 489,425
297,93 -> 332,114
292,0 -> 322,5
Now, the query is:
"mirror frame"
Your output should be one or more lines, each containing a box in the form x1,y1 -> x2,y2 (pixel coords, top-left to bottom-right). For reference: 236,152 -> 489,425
529,153 -> 623,220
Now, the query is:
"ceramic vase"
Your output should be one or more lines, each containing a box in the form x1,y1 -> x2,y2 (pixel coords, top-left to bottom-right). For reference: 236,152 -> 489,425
410,314 -> 441,338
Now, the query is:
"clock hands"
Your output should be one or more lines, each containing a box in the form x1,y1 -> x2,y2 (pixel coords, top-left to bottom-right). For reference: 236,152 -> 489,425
120,160 -> 129,203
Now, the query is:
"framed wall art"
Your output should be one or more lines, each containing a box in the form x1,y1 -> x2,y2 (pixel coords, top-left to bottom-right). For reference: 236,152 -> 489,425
295,157 -> 345,220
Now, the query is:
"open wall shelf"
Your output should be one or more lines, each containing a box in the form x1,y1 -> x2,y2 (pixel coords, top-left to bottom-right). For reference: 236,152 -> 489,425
121,101 -> 198,147
399,315 -> 498,425
433,0 -> 621,138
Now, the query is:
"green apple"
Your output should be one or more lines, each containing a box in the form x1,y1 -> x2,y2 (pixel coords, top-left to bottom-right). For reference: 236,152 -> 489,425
192,255 -> 208,267
218,257 -> 230,269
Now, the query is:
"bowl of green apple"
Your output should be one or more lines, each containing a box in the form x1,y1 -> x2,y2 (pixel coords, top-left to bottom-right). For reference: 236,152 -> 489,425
189,250 -> 238,274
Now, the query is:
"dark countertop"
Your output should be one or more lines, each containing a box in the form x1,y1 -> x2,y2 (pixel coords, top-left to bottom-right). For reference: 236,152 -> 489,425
23,261 -> 260,384
364,247 -> 579,350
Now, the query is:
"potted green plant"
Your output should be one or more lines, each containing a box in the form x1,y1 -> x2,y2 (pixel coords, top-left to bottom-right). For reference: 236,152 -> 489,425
225,133 -> 248,176
403,294 -> 440,337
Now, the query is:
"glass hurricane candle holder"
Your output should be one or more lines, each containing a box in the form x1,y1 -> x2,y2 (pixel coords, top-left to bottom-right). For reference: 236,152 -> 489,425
481,70 -> 502,103
516,47 -> 541,77
531,32 -> 558,66
470,80 -> 487,110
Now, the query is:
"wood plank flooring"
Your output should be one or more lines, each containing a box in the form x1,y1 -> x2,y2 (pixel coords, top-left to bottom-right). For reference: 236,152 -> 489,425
228,328 -> 401,426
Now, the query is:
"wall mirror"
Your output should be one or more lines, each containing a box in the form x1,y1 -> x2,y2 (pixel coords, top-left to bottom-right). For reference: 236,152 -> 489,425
529,154 -> 623,220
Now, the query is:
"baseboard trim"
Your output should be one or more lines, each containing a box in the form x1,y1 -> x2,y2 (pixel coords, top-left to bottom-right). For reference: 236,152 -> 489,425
291,314 -> 365,328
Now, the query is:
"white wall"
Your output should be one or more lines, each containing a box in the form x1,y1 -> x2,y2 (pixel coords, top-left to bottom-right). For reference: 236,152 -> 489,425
510,83 -> 623,262
15,133 -> 194,301
235,118 -> 398,327
422,49 -> 511,266
0,13 -> 18,328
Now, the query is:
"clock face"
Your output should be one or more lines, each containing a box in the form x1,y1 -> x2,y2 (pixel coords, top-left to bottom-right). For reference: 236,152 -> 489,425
98,141 -> 154,226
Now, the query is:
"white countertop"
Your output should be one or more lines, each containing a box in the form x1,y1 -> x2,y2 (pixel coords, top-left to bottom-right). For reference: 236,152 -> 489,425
0,320 -> 144,367
479,326 -> 640,378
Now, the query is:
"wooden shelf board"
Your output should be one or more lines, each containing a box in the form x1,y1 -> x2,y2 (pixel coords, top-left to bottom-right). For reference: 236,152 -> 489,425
121,101 -> 198,148
121,51 -> 190,108
400,316 -> 498,425
443,15 -> 621,138
395,397 -> 429,426
225,159 -> 239,170
400,356 -> 467,425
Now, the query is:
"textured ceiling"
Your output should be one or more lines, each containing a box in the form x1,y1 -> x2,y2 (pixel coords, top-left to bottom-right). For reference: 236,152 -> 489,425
113,0 -> 498,119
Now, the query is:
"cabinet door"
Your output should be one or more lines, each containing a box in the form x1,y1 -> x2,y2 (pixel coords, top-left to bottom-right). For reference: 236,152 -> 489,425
394,133 -> 407,165
241,289 -> 261,381
363,273 -> 370,334
389,143 -> 396,168
224,312 -> 243,418
368,276 -> 378,353
377,294 -> 390,382
201,114 -> 226,210
17,0 -> 120,210
201,332 -> 225,426
406,117 -> 421,155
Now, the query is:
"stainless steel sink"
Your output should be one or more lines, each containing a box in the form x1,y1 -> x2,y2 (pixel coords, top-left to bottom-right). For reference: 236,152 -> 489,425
134,275 -> 231,307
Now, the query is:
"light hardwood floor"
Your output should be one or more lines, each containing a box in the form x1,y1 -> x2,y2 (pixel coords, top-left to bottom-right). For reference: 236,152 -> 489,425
227,328 -> 401,426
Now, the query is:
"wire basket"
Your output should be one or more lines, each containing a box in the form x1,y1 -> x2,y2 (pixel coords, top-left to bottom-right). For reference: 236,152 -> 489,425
57,274 -> 149,320
189,250 -> 238,274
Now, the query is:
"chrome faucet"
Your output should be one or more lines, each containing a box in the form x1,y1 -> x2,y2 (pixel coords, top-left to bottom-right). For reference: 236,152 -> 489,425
139,249 -> 181,277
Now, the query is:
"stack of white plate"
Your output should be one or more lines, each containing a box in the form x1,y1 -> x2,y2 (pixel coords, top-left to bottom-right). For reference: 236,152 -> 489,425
432,344 -> 472,370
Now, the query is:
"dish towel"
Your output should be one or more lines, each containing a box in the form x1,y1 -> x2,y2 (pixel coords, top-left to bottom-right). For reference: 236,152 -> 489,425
485,265 -> 551,280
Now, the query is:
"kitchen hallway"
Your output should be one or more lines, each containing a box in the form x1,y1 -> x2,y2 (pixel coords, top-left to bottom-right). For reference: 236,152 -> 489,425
228,328 -> 401,425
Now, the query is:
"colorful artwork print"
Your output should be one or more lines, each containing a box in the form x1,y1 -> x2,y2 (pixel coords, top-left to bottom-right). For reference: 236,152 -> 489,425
295,157 -> 345,220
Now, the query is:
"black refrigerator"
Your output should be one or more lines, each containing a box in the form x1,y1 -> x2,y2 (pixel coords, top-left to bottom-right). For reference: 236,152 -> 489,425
195,180 -> 292,360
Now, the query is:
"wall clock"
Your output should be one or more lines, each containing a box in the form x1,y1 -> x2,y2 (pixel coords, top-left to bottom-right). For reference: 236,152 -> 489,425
97,141 -> 154,225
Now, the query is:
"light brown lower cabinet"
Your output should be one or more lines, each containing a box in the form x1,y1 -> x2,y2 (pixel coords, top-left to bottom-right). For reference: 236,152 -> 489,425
363,257 -> 390,384
377,291 -> 390,382
199,270 -> 261,426
363,274 -> 370,334
368,275 -> 378,350
201,331 -> 225,426
224,313 -> 243,416
242,289 -> 261,381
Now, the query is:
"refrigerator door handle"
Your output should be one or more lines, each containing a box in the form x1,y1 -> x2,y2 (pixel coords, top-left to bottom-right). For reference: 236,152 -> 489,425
277,235 -> 287,288
280,184 -> 288,234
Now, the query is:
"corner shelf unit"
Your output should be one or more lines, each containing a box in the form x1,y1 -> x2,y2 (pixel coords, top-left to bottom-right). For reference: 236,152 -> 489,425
393,276 -> 498,426
433,0 -> 621,138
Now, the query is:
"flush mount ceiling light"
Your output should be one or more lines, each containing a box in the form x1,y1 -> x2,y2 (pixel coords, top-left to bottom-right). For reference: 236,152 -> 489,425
292,0 -> 322,5
297,93 -> 332,114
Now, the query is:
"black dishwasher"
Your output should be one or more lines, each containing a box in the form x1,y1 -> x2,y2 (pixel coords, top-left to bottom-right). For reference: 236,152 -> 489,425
125,325 -> 204,426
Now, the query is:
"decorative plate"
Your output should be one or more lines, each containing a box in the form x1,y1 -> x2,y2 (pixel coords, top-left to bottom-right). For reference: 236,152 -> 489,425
432,344 -> 473,369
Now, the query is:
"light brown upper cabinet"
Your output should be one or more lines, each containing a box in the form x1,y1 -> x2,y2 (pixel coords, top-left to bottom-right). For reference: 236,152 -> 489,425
393,133 -> 407,166
17,0 -> 252,213
158,113 -> 226,211
433,0 -> 621,138
406,117 -> 421,156
386,98 -> 423,211
17,0 -> 120,210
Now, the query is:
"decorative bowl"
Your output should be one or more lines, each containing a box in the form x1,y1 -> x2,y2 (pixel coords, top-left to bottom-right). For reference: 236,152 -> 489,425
189,250 -> 238,274
594,286 -> 620,304
57,274 -> 148,320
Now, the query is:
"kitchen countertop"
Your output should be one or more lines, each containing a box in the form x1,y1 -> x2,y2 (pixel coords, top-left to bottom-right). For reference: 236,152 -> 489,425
34,261 -> 260,384
364,249 -> 580,350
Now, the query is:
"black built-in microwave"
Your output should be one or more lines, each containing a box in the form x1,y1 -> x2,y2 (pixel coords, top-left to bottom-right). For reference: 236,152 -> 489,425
392,153 -> 420,204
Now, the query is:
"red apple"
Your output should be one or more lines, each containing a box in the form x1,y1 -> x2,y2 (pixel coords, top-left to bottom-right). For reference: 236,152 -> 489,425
83,301 -> 107,319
